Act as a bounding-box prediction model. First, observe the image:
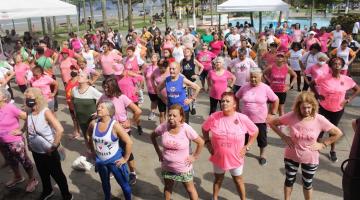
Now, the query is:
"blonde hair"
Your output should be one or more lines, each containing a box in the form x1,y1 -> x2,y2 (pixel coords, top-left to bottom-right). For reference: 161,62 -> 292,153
293,91 -> 319,118
24,87 -> 48,111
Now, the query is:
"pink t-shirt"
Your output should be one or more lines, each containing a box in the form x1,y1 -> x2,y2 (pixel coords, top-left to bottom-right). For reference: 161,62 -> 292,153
292,29 -> 303,43
80,67 -> 97,76
315,74 -> 356,112
99,94 -> 132,123
0,103 -> 22,143
30,75 -> 54,102
269,64 -> 289,93
210,40 -> 225,56
279,112 -> 334,164
123,56 -> 140,72
316,33 -> 331,53
153,68 -> 169,98
304,63 -> 331,81
236,83 -> 278,123
229,57 -> 257,87
155,122 -> 199,173
304,38 -> 320,51
278,34 -> 292,52
59,57 -> 78,83
14,62 -> 30,85
144,64 -> 157,94
208,70 -> 233,100
116,76 -> 140,103
202,111 -> 258,170
100,53 -> 122,75
262,52 -> 277,66
196,50 -> 216,71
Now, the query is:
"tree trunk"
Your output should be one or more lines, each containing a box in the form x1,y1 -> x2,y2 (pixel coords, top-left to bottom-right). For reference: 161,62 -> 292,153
27,18 -> 32,33
82,0 -> 86,22
310,0 -> 314,26
250,12 -> 254,26
41,17 -> 46,35
46,17 -> 53,46
128,0 -> 133,29
89,0 -> 95,28
165,0 -> 168,28
121,0 -> 125,26
101,0 -> 108,31
117,0 -> 122,28
143,0 -> 145,23
52,16 -> 56,33
192,0 -> 196,29
210,0 -> 213,26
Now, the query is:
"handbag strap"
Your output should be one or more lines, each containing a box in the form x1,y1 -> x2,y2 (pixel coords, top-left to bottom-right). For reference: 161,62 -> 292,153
29,112 -> 53,145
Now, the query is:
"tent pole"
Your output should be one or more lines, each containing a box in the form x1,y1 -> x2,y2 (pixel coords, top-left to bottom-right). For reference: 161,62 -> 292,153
259,11 -> 262,33
77,14 -> 80,35
250,12 -> 254,26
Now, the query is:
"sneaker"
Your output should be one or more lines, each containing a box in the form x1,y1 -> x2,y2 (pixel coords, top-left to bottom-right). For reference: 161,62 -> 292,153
38,191 -> 55,200
25,178 -> 39,192
329,151 -> 338,162
191,108 -> 196,115
6,177 -> 25,188
148,112 -> 155,120
137,126 -> 143,135
138,90 -> 144,104
129,173 -> 137,185
259,157 -> 267,166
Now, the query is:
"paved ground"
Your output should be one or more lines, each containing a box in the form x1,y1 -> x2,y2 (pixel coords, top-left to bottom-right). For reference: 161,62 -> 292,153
0,73 -> 359,200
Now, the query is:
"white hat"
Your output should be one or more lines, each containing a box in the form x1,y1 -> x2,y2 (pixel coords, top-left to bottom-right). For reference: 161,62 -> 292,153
308,31 -> 317,35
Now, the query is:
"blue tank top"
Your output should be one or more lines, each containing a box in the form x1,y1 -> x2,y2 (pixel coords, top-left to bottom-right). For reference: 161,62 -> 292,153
165,75 -> 189,111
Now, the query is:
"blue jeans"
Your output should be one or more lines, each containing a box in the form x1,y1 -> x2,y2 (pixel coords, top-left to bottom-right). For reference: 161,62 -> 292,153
96,163 -> 132,200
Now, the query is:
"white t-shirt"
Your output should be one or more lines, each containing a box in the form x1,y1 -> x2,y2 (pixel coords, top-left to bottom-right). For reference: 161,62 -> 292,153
353,22 -> 360,34
173,28 -> 185,41
173,46 -> 185,63
226,34 -> 240,47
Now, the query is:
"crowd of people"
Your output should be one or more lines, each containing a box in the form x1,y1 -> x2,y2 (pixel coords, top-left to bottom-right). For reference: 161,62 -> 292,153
0,19 -> 360,200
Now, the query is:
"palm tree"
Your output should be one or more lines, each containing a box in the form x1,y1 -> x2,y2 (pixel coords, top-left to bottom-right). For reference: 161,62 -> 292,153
89,0 -> 95,29
116,0 -> 122,28
128,0 -> 133,29
101,0 -> 108,31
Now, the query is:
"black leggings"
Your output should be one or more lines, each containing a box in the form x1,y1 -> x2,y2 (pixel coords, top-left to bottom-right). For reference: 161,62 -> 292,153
318,105 -> 344,139
290,71 -> 301,90
284,158 -> 318,190
303,76 -> 312,91
32,150 -> 72,199
209,97 -> 221,115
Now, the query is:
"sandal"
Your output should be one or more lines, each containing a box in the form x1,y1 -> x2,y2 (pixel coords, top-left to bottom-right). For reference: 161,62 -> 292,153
25,178 -> 39,192
6,177 -> 25,188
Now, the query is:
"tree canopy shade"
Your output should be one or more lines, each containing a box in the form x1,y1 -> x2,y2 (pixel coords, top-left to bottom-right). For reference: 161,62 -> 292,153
217,0 -> 290,12
0,0 -> 77,20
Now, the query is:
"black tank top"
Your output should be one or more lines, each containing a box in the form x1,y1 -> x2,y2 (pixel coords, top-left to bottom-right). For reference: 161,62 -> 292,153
181,57 -> 195,81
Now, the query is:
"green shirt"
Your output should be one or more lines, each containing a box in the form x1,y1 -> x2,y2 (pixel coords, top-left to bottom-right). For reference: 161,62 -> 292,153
201,34 -> 214,44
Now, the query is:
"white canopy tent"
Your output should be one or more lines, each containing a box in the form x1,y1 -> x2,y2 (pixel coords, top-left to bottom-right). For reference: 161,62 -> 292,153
217,0 -> 290,32
0,0 -> 77,20
0,0 -> 77,54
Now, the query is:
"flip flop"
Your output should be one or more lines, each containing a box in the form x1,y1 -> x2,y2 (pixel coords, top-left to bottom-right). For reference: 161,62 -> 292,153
6,177 -> 25,188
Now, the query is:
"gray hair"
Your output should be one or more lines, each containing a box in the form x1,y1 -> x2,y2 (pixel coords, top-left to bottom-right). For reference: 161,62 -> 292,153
250,67 -> 263,75
317,52 -> 329,61
98,100 -> 115,117
0,87 -> 11,103
213,57 -> 225,65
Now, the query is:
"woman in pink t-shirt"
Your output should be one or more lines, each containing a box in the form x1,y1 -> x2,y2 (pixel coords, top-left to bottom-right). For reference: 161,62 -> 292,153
30,66 -> 58,111
236,68 -> 279,165
202,92 -> 258,200
264,52 -> 297,117
311,57 -> 360,162
304,53 -> 330,82
151,104 -> 204,200
14,55 -> 31,93
269,91 -> 342,200
207,57 -> 235,114
99,42 -> 122,79
302,31 -> 321,51
0,88 -> 38,192
143,54 -> 159,120
152,60 -> 170,123
196,43 -> 217,91
277,29 -> 292,53
210,33 -> 225,56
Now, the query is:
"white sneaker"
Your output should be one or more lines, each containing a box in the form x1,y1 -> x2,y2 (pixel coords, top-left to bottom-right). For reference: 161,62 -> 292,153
148,112 -> 155,120
138,89 -> 144,104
